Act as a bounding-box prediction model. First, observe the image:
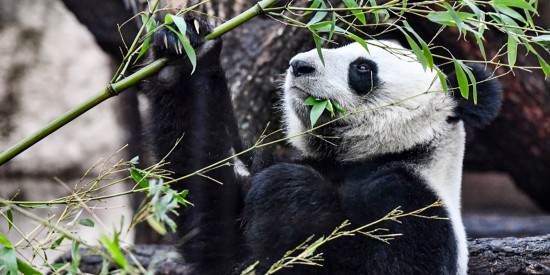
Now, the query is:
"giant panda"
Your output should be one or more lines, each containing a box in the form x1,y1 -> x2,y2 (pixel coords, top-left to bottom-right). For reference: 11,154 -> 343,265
141,16 -> 501,275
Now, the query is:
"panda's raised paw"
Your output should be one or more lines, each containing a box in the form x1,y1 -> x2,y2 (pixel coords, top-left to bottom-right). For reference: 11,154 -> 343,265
150,16 -> 215,58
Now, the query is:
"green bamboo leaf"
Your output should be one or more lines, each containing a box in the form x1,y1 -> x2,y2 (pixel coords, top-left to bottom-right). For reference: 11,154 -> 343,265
135,17 -> 157,63
146,216 -> 167,235
6,209 -> 13,232
100,234 -> 129,269
307,0 -> 328,26
70,240 -> 81,273
0,232 -> 12,248
507,34 -> 518,69
312,33 -> 325,66
328,12 -> 336,41
16,258 -> 41,275
453,60 -> 469,99
130,167 -> 149,188
399,0 -> 407,16
532,35 -> 550,49
537,56 -> 550,78
50,236 -> 65,249
437,69 -> 449,94
403,21 -> 433,70
332,100 -> 346,113
165,25 -> 197,74
326,100 -> 335,117
443,3 -> 465,36
0,246 -> 17,275
474,34 -> 487,61
494,5 -> 527,24
427,11 -> 475,27
79,218 -> 95,227
462,65 -> 478,104
493,0 -> 536,13
304,96 -> 318,106
164,14 -> 173,24
304,0 -> 322,16
347,33 -> 369,53
170,15 -> 188,38
343,0 -> 366,25
310,100 -> 328,127
403,32 -> 427,71
463,0 -> 482,19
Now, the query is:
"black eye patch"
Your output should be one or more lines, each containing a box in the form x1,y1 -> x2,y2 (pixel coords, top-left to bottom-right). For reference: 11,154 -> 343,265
348,58 -> 379,96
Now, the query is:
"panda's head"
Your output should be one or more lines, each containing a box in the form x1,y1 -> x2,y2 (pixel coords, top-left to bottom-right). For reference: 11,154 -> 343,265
282,40 -> 501,161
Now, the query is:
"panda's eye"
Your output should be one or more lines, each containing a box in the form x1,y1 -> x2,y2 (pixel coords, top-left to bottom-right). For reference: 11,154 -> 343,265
356,64 -> 371,73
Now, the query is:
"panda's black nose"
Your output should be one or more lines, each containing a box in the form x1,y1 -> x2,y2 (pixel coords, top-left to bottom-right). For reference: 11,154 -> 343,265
290,60 -> 315,77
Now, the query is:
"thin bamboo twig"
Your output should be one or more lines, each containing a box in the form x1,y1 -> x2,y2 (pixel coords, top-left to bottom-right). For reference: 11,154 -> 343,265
0,0 -> 279,166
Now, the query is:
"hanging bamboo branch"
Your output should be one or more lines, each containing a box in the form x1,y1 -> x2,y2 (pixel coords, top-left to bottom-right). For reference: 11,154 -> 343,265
0,0 -> 279,166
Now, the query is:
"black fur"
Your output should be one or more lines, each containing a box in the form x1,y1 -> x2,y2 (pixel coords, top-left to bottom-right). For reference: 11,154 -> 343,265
348,58 -> 380,95
142,17 -> 243,274
142,17 -> 471,274
447,64 -> 503,127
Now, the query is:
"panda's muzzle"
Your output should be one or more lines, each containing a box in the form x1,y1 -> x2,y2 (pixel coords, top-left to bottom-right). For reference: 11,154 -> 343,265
290,60 -> 315,77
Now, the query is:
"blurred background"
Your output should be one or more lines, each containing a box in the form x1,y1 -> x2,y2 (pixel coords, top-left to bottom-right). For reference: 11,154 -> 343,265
0,0 -> 549,263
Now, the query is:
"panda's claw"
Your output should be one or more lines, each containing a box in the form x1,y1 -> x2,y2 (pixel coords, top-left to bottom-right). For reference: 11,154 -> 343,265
194,19 -> 201,34
163,34 -> 168,49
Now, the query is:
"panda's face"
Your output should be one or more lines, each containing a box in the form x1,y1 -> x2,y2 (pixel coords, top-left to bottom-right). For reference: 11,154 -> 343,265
283,41 -> 457,161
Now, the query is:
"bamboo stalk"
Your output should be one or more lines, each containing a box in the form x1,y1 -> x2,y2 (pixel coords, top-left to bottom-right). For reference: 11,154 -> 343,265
0,0 -> 278,166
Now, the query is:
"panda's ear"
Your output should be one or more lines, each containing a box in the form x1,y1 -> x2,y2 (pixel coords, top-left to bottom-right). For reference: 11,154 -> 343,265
446,64 -> 503,127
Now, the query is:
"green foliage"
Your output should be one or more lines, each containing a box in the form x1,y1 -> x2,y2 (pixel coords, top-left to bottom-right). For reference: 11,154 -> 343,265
304,96 -> 346,127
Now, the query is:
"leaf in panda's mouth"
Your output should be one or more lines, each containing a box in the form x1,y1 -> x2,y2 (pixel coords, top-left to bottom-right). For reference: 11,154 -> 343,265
303,96 -> 346,127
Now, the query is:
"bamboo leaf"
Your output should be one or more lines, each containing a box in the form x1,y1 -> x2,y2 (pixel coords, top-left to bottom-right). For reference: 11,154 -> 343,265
310,100 -> 328,127
343,0 -> 366,25
347,33 -> 369,53
6,209 -> 13,232
332,100 -> 346,113
453,60 -> 469,99
50,236 -> 65,249
474,34 -> 487,61
100,234 -> 129,269
146,216 -> 167,235
312,33 -> 325,66
135,17 -> 157,63
79,218 -> 95,227
16,258 -> 41,275
493,0 -> 536,13
304,96 -> 318,106
532,35 -> 550,49
0,245 -> 17,275
307,0 -> 328,26
403,21 -> 434,70
130,167 -> 149,189
70,240 -> 81,273
462,65 -> 478,104
507,34 -> 518,69
537,56 -> 550,78
165,25 -> 197,74
304,0 -> 322,16
427,11 -> 475,27
326,100 -> 335,117
403,32 -> 427,71
494,5 -> 527,24
0,232 -> 12,248
437,69 -> 449,94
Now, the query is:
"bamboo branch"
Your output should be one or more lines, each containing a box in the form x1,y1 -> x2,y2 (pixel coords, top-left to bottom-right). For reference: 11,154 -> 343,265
0,0 -> 279,166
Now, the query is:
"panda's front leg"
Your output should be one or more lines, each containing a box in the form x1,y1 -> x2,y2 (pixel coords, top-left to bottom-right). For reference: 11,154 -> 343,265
141,17 -> 244,274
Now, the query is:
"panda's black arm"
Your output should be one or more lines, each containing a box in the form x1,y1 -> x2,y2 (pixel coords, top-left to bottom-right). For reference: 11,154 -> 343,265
141,18 -> 244,274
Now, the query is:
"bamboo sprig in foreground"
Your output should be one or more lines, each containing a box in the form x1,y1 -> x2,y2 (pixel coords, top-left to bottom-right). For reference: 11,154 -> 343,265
0,0 -> 279,166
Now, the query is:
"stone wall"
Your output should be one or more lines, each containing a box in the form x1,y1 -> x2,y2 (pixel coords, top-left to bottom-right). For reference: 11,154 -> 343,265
0,0 -> 134,264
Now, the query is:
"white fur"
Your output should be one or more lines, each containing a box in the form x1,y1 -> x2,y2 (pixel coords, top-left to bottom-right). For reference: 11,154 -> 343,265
282,40 -> 468,274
